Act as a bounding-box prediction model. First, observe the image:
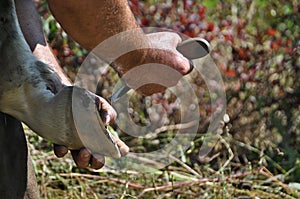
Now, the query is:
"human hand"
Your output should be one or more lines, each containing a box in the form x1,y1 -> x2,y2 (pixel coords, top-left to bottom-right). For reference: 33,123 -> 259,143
52,91 -> 129,169
53,136 -> 129,169
114,32 -> 192,96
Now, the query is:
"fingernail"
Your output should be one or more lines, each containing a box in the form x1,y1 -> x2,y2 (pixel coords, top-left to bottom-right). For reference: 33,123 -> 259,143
105,115 -> 111,124
82,151 -> 90,159
83,154 -> 89,158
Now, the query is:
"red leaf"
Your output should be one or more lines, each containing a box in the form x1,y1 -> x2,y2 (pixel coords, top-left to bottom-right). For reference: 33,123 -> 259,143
225,69 -> 236,77
183,30 -> 196,38
271,41 -> 279,50
286,39 -> 292,47
141,18 -> 149,26
285,47 -> 293,54
238,48 -> 248,60
52,48 -> 59,56
267,28 -> 276,36
180,14 -> 187,24
223,34 -> 233,42
208,34 -> 215,41
129,0 -> 139,14
198,6 -> 206,19
207,22 -> 215,32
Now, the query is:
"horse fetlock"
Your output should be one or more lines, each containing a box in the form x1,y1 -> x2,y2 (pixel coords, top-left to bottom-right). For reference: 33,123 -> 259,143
21,86 -> 106,151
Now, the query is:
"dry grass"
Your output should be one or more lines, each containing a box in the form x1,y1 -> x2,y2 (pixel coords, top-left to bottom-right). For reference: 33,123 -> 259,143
25,126 -> 299,199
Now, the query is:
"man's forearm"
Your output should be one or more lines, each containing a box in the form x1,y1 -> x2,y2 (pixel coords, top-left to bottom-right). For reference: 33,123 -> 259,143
47,0 -> 143,50
15,0 -> 71,86
47,0 -> 191,94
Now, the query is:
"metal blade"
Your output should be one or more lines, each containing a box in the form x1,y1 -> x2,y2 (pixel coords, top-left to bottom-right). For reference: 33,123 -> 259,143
109,38 -> 211,103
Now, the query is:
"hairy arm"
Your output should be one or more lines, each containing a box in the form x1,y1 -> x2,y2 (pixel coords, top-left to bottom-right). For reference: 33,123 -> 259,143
47,0 -> 141,50
47,0 -> 191,94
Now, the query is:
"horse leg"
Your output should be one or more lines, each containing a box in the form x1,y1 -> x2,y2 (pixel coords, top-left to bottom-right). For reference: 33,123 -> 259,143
0,112 -> 39,199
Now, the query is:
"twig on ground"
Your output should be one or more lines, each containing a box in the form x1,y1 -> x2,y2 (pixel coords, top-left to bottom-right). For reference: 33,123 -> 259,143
153,120 -> 199,135
217,134 -> 234,173
168,154 -> 202,178
59,173 -> 146,189
235,140 -> 286,173
259,167 -> 290,192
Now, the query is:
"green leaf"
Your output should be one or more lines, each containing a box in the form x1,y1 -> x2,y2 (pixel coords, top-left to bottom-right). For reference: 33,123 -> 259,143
283,5 -> 293,15
202,0 -> 218,9
257,0 -> 267,7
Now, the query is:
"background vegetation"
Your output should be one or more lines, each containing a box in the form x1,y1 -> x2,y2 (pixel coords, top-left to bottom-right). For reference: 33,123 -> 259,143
26,0 -> 300,198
